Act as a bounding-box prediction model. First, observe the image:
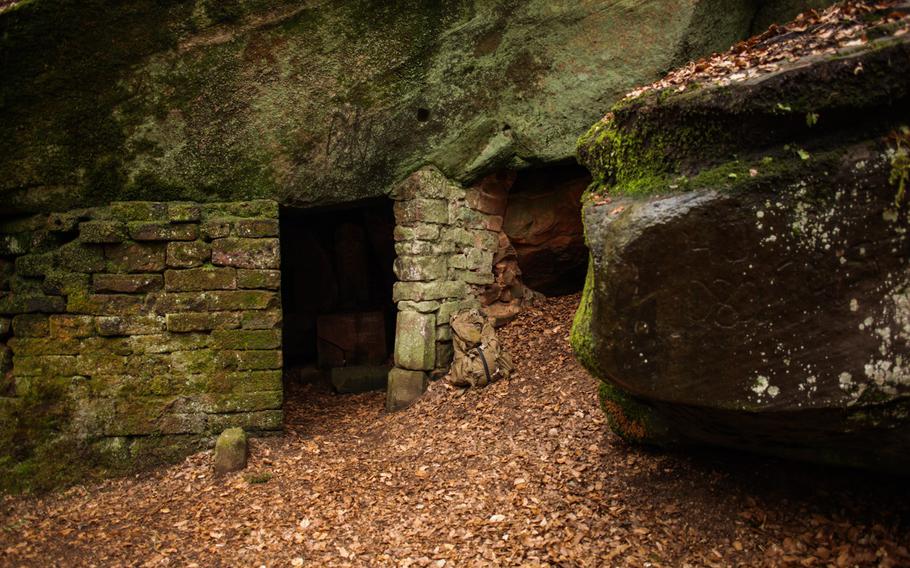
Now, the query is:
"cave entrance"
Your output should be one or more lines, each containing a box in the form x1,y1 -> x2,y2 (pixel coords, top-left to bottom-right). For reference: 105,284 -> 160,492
279,199 -> 396,404
500,163 -> 590,296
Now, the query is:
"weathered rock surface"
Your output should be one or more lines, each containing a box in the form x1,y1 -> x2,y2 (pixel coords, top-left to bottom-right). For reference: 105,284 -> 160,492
0,0 -> 826,213
573,30 -> 910,471
502,166 -> 590,295
213,427 -> 248,475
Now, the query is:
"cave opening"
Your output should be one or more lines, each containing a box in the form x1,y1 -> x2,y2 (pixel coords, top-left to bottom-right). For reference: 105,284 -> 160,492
279,199 -> 396,402
501,162 -> 590,296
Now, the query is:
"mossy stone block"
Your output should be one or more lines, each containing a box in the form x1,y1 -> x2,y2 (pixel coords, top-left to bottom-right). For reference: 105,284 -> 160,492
202,391 -> 283,414
58,242 -> 106,273
94,315 -> 166,337
67,293 -> 145,316
14,252 -> 56,277
48,315 -> 95,338
164,267 -> 237,292
0,317 -> 10,337
93,273 -> 163,293
166,311 -> 241,333
397,300 -> 441,313
386,368 -> 427,411
11,314 -> 49,337
236,269 -> 280,290
211,238 -> 280,269
10,355 -> 77,377
240,310 -> 282,330
394,311 -> 436,371
200,219 -> 233,241
47,211 -> 84,233
213,427 -> 248,475
393,198 -> 449,225
393,255 -> 448,282
105,242 -> 167,273
392,281 -> 467,302
393,224 -> 441,242
203,200 -> 278,220
211,370 -> 282,393
166,241 -> 210,268
207,410 -> 282,433
207,290 -> 279,311
218,349 -> 282,371
109,202 -> 168,222
129,333 -> 211,354
78,221 -> 127,244
128,222 -> 198,242
212,329 -> 281,350
0,293 -> 67,315
159,413 -> 206,435
8,337 -> 82,356
150,292 -> 209,314
42,270 -> 90,296
167,202 -> 201,223
234,218 -> 279,238
168,349 -> 217,375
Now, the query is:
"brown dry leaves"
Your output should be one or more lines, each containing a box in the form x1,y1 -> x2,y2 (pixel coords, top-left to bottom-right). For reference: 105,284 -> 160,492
624,1 -> 910,100
1,294 -> 909,567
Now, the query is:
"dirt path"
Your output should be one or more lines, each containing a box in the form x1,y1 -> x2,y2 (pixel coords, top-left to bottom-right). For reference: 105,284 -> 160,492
2,295 -> 908,567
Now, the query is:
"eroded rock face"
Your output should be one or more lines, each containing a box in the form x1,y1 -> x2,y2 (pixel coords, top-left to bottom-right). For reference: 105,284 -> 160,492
503,166 -> 589,295
0,0 -> 826,213
573,32 -> 910,472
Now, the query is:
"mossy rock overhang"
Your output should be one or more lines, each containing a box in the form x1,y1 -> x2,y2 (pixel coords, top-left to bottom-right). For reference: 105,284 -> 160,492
0,0 -> 828,215
577,31 -> 910,197
572,33 -> 910,473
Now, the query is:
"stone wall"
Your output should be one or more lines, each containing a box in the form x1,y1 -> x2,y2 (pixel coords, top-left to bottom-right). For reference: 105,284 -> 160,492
387,168 -> 496,409
387,167 -> 543,409
0,200 -> 282,491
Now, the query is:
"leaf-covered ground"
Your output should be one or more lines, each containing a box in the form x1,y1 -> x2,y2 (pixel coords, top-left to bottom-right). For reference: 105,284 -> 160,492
2,294 -> 909,567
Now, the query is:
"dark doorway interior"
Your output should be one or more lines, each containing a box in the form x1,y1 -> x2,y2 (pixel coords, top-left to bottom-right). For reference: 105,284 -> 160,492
502,163 -> 590,296
280,199 -> 396,395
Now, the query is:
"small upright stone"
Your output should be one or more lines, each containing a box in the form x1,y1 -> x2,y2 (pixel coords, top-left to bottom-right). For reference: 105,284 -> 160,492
213,427 -> 248,475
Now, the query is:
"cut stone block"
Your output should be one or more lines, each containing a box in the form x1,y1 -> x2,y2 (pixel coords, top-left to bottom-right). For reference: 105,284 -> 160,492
331,365 -> 389,393
164,267 -> 237,291
234,219 -> 279,237
393,255 -> 447,282
393,198 -> 449,225
386,368 -> 427,411
79,221 -> 127,244
93,273 -> 163,293
394,311 -> 435,371
12,314 -> 49,337
236,269 -> 281,290
105,242 -> 167,273
211,238 -> 280,269
213,427 -> 248,475
128,221 -> 198,241
166,311 -> 241,333
166,241 -> 210,268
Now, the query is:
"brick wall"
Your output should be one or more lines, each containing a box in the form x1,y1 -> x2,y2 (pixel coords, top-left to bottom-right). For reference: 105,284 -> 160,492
0,200 -> 282,490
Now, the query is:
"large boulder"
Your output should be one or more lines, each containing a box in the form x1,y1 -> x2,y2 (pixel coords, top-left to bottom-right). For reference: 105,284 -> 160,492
0,0 -> 827,214
572,13 -> 910,472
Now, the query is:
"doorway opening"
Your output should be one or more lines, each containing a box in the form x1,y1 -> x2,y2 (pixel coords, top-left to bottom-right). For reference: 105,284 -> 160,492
502,163 -> 590,296
279,199 -> 396,402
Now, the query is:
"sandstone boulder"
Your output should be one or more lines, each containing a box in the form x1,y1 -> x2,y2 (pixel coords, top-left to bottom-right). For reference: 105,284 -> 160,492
572,27 -> 910,472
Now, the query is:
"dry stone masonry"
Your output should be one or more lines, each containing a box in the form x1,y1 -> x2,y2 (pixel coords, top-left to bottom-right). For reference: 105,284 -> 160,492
388,166 -> 541,409
0,200 -> 282,491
